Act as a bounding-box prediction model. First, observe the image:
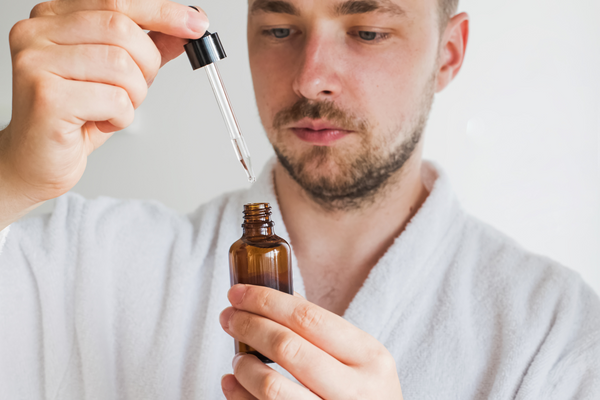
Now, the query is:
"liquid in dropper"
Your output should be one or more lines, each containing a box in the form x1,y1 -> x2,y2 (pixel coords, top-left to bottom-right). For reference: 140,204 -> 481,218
232,139 -> 256,183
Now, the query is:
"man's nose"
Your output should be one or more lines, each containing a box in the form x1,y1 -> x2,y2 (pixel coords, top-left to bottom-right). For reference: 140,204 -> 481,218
291,34 -> 342,101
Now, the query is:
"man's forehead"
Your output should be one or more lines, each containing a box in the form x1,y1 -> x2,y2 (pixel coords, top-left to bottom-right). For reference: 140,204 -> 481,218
248,0 -> 407,17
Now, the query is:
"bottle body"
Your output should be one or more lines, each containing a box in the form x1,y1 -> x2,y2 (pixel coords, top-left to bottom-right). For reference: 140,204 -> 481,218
228,203 -> 293,363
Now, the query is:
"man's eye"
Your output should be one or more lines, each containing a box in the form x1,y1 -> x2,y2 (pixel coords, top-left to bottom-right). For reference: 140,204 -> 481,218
356,31 -> 389,42
265,28 -> 291,38
358,31 -> 377,41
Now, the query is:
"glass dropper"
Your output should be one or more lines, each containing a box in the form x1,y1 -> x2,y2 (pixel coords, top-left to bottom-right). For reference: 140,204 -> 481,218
204,62 -> 255,182
184,30 -> 256,183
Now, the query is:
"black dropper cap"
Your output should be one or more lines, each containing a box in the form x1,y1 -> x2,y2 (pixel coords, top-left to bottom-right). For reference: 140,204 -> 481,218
184,30 -> 227,70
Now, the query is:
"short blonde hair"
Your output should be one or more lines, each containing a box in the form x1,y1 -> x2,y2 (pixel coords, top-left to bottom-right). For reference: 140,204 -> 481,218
439,0 -> 459,27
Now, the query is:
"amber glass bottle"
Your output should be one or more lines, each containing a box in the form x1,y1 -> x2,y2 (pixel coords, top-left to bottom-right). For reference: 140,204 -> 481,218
228,203 -> 293,363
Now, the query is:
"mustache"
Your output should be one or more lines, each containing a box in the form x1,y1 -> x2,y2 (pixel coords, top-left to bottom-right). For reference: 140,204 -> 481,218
272,98 -> 368,132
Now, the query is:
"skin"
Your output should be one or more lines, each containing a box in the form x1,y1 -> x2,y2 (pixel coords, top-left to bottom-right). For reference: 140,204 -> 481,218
220,0 -> 469,398
1,0 -> 467,398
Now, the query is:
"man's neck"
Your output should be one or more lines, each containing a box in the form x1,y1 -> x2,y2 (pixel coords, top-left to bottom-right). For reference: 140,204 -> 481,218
273,152 -> 429,315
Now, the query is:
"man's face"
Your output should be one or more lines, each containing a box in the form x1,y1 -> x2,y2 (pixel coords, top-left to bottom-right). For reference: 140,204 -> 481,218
247,0 -> 442,209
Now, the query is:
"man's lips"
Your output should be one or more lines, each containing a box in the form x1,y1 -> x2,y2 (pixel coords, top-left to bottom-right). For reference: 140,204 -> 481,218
288,119 -> 353,146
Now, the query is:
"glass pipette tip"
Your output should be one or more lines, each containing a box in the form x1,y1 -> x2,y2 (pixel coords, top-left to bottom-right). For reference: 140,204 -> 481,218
204,63 -> 256,183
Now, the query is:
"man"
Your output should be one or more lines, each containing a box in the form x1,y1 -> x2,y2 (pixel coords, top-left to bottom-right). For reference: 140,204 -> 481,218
0,0 -> 598,399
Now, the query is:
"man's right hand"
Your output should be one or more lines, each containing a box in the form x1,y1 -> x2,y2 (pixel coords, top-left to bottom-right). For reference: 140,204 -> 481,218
0,0 -> 208,230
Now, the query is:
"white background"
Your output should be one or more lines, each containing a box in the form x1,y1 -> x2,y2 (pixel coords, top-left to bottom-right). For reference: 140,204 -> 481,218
1,0 -> 598,293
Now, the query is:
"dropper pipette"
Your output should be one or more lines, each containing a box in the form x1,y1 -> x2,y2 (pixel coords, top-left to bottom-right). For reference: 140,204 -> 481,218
184,30 -> 256,182
204,62 -> 255,182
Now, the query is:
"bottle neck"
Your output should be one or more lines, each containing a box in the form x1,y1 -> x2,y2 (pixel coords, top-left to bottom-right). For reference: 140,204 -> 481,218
242,203 -> 275,238
242,224 -> 275,237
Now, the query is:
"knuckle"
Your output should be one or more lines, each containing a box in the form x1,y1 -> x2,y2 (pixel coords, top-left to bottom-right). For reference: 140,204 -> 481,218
380,351 -> 397,371
142,45 -> 161,79
261,372 -> 284,400
111,87 -> 131,110
13,49 -> 37,72
106,46 -> 131,73
31,76 -> 58,112
104,12 -> 132,38
122,111 -> 135,128
29,4 -> 43,18
133,81 -> 148,108
292,303 -> 323,331
274,333 -> 302,362
151,49 -> 161,74
29,2 -> 51,18
370,347 -> 396,373
9,20 -> 32,49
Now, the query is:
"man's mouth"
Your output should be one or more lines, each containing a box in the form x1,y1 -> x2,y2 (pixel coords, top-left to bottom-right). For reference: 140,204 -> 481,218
288,118 -> 353,146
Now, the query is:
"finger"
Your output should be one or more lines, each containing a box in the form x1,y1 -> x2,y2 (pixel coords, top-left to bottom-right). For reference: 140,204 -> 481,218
93,121 -> 119,134
24,73 -> 134,132
221,307 -> 346,399
221,374 -> 257,400
16,74 -> 132,148
148,31 -> 187,69
232,354 -> 319,400
228,285 -> 380,365
36,11 -> 161,83
38,44 -> 147,108
54,78 -> 135,132
30,1 -> 54,18
44,0 -> 208,38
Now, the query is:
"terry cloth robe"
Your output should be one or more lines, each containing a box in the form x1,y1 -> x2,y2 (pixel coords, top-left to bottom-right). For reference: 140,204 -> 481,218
0,159 -> 599,400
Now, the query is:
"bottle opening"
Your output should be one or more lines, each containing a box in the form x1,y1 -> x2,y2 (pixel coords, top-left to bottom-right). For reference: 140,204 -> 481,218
244,203 -> 269,211
242,203 -> 273,227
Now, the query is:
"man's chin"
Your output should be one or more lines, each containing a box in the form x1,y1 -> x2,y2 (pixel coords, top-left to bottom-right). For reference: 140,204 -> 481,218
273,145 -> 371,204
275,146 -> 351,182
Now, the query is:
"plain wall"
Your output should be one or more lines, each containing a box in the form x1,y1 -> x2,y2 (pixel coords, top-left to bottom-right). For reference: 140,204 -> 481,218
1,0 -> 599,293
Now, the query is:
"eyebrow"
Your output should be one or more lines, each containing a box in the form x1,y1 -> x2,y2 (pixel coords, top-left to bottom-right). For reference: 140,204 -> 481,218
249,0 -> 405,17
250,0 -> 300,16
333,0 -> 406,17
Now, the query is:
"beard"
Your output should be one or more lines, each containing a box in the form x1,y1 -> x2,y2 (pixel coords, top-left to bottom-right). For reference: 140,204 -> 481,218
269,72 -> 437,212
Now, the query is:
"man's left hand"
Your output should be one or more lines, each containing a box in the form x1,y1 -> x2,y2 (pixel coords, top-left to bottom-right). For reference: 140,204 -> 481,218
219,284 -> 404,399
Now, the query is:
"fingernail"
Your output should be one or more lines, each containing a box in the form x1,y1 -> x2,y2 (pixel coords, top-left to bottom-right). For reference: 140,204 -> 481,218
219,307 -> 235,329
232,354 -> 243,369
187,8 -> 208,34
228,284 -> 247,306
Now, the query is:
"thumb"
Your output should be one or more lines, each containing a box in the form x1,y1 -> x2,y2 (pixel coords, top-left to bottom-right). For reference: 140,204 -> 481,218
129,2 -> 209,39
46,0 -> 209,39
146,6 -> 209,81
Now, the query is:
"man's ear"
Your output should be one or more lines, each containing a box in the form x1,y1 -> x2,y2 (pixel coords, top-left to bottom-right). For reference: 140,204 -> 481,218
436,12 -> 469,92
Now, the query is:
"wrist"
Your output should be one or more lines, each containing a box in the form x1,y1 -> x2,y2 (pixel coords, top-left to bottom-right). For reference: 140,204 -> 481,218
0,126 -> 44,230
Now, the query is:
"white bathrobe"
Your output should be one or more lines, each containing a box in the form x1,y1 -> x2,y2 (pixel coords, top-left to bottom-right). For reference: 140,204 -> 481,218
0,160 -> 598,399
